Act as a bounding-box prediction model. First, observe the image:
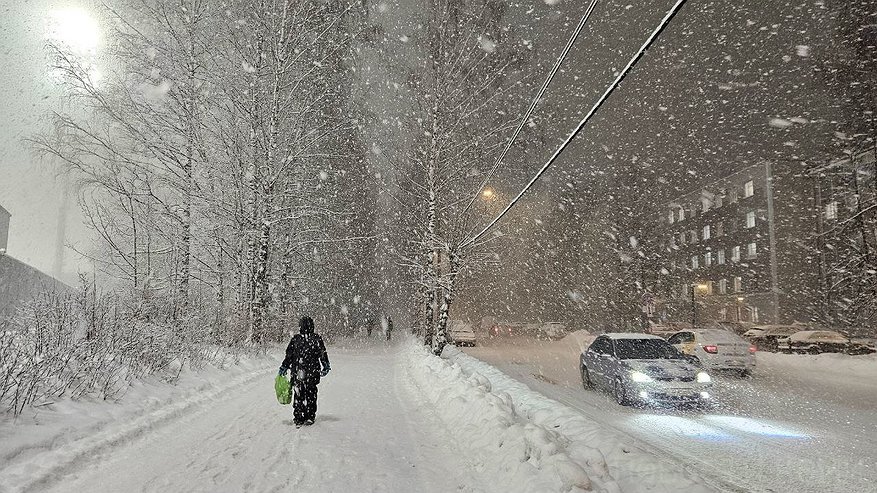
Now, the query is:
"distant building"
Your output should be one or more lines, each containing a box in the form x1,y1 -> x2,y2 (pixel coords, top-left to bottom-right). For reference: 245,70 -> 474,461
0,203 -> 9,253
650,162 -> 820,326
0,202 -> 74,319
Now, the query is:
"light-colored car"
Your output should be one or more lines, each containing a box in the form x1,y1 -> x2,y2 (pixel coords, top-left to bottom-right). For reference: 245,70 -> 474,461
580,333 -> 713,407
742,328 -> 766,339
448,320 -> 477,347
537,322 -> 567,340
777,330 -> 849,354
749,325 -> 804,351
667,329 -> 756,376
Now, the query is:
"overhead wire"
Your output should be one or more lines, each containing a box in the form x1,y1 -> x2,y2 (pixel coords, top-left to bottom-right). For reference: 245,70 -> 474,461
461,0 -> 689,250
461,0 -> 601,218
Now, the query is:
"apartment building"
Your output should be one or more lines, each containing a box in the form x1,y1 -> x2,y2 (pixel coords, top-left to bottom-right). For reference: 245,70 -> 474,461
650,162 -> 820,326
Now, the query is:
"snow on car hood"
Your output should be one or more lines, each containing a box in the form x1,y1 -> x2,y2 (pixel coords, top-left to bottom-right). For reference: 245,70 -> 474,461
623,359 -> 698,378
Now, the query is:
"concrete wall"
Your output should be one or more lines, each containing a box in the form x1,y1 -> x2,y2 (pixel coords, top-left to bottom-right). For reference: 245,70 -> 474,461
0,254 -> 73,320
0,205 -> 9,252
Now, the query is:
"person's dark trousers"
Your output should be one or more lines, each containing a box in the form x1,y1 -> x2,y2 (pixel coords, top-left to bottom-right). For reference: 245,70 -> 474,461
293,379 -> 319,423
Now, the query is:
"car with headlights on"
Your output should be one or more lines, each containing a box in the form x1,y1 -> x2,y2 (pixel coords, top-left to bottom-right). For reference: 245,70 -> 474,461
580,333 -> 713,407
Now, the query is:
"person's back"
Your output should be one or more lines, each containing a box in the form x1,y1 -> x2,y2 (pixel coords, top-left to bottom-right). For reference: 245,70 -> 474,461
279,316 -> 330,426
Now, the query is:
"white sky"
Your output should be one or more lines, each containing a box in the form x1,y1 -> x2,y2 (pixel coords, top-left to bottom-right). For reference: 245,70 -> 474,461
0,0 -> 93,279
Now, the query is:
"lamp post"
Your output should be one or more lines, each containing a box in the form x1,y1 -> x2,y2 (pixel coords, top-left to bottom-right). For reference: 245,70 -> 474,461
691,283 -> 708,328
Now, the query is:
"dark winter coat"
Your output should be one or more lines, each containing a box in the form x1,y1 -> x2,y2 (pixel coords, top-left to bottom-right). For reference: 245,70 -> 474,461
279,318 -> 330,385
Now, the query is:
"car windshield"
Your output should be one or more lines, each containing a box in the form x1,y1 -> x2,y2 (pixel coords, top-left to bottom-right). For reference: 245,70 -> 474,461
614,339 -> 683,360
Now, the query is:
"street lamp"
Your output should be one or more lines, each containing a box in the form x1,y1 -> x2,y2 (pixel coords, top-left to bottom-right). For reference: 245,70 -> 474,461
692,283 -> 708,328
481,187 -> 495,201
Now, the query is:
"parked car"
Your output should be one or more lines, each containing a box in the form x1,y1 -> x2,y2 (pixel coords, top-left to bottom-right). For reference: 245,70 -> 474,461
448,320 -> 477,347
580,333 -> 713,407
777,330 -> 849,354
536,322 -> 568,340
749,325 -> 803,351
742,328 -> 766,339
667,329 -> 756,376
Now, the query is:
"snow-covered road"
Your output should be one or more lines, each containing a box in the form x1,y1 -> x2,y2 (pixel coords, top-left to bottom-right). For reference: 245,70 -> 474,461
1,342 -> 484,493
463,337 -> 877,493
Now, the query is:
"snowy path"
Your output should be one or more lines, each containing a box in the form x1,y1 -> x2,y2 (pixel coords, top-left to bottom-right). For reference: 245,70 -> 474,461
8,343 -> 482,493
463,340 -> 877,493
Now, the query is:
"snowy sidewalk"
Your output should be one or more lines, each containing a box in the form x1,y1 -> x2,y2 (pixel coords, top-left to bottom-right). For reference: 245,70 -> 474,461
1,342 -> 483,493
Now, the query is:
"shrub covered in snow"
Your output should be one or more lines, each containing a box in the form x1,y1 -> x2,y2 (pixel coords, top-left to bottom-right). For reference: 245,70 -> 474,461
0,285 -> 254,417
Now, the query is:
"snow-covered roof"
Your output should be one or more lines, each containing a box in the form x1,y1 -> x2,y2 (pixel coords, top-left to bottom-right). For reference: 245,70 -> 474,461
602,332 -> 664,340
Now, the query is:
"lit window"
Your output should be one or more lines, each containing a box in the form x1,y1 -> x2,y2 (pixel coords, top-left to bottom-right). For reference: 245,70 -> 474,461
747,242 -> 757,258
717,249 -> 726,265
678,208 -> 685,221
690,230 -> 698,244
733,276 -> 743,292
668,210 -> 675,224
744,180 -> 754,198
703,225 -> 711,240
719,278 -> 728,294
704,252 -> 712,267
702,199 -> 711,212
825,201 -> 838,220
751,306 -> 759,322
691,255 -> 699,269
705,281 -> 713,295
719,307 -> 728,321
732,246 -> 741,262
679,232 -> 686,245
746,211 -> 756,228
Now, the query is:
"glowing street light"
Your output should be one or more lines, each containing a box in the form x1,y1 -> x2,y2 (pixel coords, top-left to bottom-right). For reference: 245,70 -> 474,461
47,7 -> 101,55
481,188 -> 495,200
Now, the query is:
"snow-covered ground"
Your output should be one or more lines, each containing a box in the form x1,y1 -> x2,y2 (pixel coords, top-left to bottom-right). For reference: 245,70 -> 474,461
0,340 -> 486,493
463,333 -> 877,493
1,336 -> 726,493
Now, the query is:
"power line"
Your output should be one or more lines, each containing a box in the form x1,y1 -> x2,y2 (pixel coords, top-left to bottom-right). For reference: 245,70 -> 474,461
461,0 -> 689,250
462,0 -> 601,218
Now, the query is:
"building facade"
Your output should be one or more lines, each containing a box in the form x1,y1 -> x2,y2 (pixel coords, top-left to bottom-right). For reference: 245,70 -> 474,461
0,203 -> 73,320
650,162 -> 820,326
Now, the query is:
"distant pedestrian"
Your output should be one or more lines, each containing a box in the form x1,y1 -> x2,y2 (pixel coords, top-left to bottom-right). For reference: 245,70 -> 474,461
278,316 -> 330,427
386,316 -> 394,341
366,318 -> 375,338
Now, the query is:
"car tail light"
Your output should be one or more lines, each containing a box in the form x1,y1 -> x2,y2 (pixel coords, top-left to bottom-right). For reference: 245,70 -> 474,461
749,345 -> 757,354
703,345 -> 718,354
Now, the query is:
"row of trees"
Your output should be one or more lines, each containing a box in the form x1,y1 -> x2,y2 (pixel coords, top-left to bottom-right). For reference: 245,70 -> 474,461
32,0 -> 377,343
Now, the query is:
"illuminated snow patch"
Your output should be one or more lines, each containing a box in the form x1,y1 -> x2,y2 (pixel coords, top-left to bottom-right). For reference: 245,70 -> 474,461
704,416 -> 811,440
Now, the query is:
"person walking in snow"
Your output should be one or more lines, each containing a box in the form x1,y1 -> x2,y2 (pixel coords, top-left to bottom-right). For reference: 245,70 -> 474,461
366,318 -> 375,338
279,316 -> 330,427
385,316 -> 394,341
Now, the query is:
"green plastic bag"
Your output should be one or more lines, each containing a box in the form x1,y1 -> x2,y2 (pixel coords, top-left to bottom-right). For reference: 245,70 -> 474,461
275,374 -> 291,405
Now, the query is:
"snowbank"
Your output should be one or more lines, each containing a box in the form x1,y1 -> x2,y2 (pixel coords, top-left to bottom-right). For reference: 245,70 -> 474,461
0,352 -> 274,493
411,343 -> 716,493
403,340 -> 602,493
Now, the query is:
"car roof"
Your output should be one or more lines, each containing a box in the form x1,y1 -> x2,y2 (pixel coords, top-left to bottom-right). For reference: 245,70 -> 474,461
601,333 -> 664,340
